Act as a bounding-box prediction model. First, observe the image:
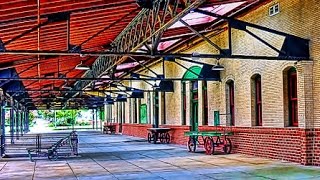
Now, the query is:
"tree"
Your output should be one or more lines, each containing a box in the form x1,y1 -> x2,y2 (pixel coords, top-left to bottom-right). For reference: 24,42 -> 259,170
29,112 -> 35,125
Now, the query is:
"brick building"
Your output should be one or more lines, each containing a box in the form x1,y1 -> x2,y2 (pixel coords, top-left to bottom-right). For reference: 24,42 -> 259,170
105,0 -> 320,166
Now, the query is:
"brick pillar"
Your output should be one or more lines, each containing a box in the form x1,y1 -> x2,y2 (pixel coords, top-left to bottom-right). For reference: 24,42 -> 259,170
296,61 -> 315,165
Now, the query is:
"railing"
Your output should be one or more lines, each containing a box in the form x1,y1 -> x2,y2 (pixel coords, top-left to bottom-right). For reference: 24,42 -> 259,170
1,131 -> 78,159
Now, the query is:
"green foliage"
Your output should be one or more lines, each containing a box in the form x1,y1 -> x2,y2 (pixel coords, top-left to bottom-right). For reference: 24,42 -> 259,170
51,110 -> 81,126
29,112 -> 35,125
77,120 -> 90,126
48,123 -> 55,127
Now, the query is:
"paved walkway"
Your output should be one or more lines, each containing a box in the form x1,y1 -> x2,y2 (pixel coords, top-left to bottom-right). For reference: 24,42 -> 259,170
1,131 -> 320,180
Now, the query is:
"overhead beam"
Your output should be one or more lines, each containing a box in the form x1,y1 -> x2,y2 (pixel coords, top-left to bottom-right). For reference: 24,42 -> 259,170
2,77 -> 222,81
69,0 -> 207,96
0,50 -> 307,60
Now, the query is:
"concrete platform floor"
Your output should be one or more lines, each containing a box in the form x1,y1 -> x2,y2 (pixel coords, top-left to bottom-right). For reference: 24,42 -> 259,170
1,130 -> 320,180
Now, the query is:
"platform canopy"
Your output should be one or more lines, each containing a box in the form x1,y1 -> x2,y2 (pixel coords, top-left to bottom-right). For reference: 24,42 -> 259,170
0,0 -> 308,110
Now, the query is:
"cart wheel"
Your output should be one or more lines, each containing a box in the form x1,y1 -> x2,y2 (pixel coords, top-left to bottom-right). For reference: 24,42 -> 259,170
48,150 -> 58,161
160,133 -> 165,143
223,138 -> 232,154
204,137 -> 214,155
164,132 -> 170,144
147,133 -> 152,143
153,133 -> 157,144
187,137 -> 196,152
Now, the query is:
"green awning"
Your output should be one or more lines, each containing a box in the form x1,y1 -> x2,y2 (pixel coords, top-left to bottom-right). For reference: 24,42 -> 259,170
182,66 -> 201,80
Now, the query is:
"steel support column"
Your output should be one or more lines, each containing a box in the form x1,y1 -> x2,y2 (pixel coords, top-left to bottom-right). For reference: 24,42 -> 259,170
20,110 -> 23,136
10,99 -> 14,144
15,105 -> 19,140
26,111 -> 29,132
0,99 -> 6,157
92,109 -> 95,129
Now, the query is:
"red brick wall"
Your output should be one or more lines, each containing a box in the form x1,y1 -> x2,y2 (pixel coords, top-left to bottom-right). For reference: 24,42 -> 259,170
122,124 -> 320,166
121,124 -> 152,138
311,130 -> 320,166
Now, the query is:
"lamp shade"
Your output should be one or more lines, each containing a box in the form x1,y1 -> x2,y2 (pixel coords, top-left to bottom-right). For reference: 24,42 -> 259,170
130,72 -> 140,79
199,64 -> 221,81
136,0 -> 153,9
212,64 -> 225,71
155,80 -> 174,92
75,61 -> 90,70
129,90 -> 144,98
116,94 -> 127,102
62,83 -> 73,90
3,101 -> 12,110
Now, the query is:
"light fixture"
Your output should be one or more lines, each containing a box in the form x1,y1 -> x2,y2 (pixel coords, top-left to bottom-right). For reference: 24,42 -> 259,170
192,52 -> 200,61
3,101 -> 12,110
154,74 -> 164,87
58,73 -> 66,78
155,81 -> 174,92
75,61 -> 90,70
129,90 -> 144,98
62,83 -> 73,90
130,72 -> 140,79
212,62 -> 225,71
0,39 -> 5,52
136,0 -> 153,9
116,94 -> 127,102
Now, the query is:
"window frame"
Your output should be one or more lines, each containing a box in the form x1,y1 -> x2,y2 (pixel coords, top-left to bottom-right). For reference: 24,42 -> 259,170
202,81 -> 208,125
255,75 -> 262,126
288,69 -> 298,127
181,81 -> 187,125
227,81 -> 235,126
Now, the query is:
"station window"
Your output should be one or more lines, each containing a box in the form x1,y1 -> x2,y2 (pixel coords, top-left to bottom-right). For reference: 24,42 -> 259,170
254,75 -> 262,126
288,68 -> 298,127
181,82 -> 187,125
226,80 -> 235,126
269,3 -> 280,16
161,92 -> 166,125
202,81 -> 208,125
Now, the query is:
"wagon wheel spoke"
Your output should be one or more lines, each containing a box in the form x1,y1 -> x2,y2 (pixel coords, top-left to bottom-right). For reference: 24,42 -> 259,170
223,138 -> 232,154
164,132 -> 170,144
204,137 -> 214,155
147,133 -> 152,143
160,133 -> 165,143
187,137 -> 196,152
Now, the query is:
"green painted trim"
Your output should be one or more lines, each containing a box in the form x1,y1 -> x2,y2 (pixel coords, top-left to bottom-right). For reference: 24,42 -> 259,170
140,104 -> 147,124
182,66 -> 202,80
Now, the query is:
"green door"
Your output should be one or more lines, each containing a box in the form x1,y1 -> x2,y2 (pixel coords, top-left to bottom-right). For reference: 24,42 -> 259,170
191,102 -> 198,131
140,104 -> 147,124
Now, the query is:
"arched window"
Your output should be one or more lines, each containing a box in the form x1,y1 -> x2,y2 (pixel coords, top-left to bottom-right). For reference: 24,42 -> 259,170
181,66 -> 201,128
288,68 -> 298,126
203,81 -> 208,125
226,80 -> 235,126
251,74 -> 262,126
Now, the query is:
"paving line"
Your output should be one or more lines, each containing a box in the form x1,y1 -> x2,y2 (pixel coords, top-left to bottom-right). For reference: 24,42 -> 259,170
88,155 -> 120,180
31,160 -> 36,180
66,160 -> 79,180
171,151 -> 275,180
84,136 -> 166,180
136,151 -> 215,179
0,161 -> 8,172
111,152 -> 166,180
